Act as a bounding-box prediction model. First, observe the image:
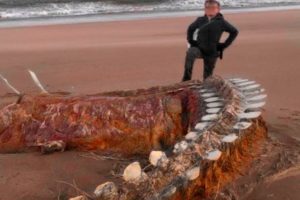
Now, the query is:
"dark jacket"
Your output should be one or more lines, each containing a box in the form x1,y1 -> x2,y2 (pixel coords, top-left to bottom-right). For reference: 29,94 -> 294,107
187,12 -> 239,59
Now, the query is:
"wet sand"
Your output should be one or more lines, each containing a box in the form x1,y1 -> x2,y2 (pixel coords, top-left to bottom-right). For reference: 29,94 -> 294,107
0,9 -> 300,200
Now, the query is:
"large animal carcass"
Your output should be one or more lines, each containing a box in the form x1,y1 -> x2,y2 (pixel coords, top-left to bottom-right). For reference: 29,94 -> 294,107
0,74 -> 267,200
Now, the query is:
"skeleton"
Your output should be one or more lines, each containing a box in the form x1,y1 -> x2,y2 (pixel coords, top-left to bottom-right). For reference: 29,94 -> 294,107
0,72 -> 268,200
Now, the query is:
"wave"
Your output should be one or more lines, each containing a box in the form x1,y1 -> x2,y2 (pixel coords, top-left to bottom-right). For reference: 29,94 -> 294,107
0,0 -> 300,20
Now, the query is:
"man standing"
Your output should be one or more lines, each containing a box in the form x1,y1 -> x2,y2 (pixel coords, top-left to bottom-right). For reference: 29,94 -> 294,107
182,0 -> 239,81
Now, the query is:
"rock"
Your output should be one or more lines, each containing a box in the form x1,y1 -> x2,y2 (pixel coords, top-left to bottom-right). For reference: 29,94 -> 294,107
123,162 -> 147,183
186,166 -> 200,180
69,195 -> 87,200
94,181 -> 118,199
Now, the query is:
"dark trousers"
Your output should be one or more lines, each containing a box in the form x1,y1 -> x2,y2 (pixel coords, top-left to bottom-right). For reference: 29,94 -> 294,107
181,47 -> 217,81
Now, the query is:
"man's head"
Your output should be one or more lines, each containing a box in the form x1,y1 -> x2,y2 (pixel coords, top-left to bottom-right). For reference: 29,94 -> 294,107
204,0 -> 220,18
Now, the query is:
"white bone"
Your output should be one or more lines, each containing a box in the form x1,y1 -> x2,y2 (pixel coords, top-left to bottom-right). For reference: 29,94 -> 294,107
186,166 -> 200,180
230,78 -> 248,83
238,111 -> 262,119
235,80 -> 256,87
206,102 -> 224,108
185,131 -> 199,141
206,108 -> 222,114
245,101 -> 266,109
201,114 -> 219,121
195,122 -> 210,131
28,70 -> 48,94
247,94 -> 267,101
244,88 -> 266,96
204,97 -> 222,103
201,93 -> 216,98
221,134 -> 238,143
239,84 -> 261,91
0,74 -> 21,95
206,149 -> 222,161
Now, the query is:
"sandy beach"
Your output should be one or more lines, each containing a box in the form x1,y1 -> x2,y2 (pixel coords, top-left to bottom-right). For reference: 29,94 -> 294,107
0,9 -> 299,200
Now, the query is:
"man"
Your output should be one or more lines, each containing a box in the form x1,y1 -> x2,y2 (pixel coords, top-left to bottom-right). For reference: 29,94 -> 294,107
181,0 -> 239,81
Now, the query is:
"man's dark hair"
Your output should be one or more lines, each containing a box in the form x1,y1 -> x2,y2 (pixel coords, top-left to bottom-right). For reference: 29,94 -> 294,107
205,0 -> 220,7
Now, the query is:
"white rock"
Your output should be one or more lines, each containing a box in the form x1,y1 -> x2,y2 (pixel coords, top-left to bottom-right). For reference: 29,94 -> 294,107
201,114 -> 219,121
186,166 -> 200,180
206,102 -> 224,108
247,94 -> 267,101
204,97 -> 222,103
233,122 -> 252,130
94,182 -> 118,199
185,131 -> 199,141
206,107 -> 221,114
206,149 -> 222,161
237,111 -> 261,119
221,134 -> 238,143
123,162 -> 144,182
149,151 -> 169,167
69,196 -> 87,200
195,122 -> 210,131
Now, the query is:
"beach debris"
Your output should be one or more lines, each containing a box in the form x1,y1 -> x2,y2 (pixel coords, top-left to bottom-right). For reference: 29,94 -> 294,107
0,74 -> 21,95
94,182 -> 118,200
28,69 -> 48,93
149,151 -> 169,168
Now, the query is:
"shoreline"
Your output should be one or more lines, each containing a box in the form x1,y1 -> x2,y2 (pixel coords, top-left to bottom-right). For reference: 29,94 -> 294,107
0,4 -> 300,28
